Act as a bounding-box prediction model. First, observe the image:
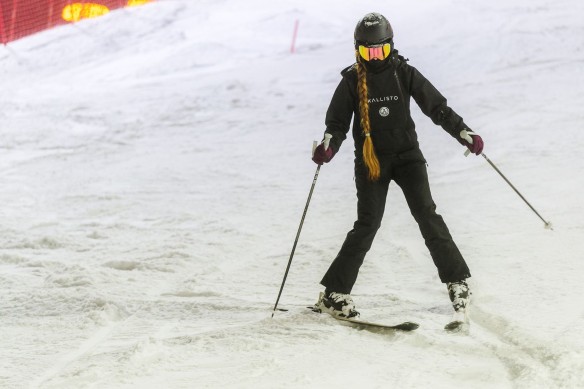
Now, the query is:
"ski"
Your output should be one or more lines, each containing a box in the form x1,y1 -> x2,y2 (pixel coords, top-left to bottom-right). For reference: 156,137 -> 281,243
336,315 -> 419,331
308,306 -> 419,332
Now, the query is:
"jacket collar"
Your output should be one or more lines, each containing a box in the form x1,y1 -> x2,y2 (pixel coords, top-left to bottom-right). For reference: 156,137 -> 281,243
362,49 -> 401,73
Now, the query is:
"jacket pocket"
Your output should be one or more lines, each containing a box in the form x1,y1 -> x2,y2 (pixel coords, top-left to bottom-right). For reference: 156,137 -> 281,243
372,128 -> 415,154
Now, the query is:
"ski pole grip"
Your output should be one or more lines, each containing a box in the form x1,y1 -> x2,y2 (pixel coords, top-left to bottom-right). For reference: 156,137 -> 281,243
460,130 -> 473,157
323,133 -> 333,151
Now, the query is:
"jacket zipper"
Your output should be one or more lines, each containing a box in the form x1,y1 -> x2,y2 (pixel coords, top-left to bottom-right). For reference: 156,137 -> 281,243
393,69 -> 408,115
394,68 -> 426,165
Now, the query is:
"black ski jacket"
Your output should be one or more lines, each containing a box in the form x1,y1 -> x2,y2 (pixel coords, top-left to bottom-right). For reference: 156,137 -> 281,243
325,50 -> 469,159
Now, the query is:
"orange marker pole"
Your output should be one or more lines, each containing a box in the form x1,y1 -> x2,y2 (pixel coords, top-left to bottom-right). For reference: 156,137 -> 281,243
0,0 -> 6,44
47,0 -> 54,28
9,0 -> 17,42
290,19 -> 299,53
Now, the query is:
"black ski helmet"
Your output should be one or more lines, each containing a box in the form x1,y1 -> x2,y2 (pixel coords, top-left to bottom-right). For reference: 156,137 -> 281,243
354,13 -> 393,47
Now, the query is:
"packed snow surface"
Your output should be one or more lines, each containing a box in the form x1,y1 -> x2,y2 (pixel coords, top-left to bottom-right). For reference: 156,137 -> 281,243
1,0 -> 584,388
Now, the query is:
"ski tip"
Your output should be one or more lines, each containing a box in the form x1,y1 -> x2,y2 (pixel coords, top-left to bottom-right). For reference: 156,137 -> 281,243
339,317 -> 419,332
396,321 -> 420,331
444,320 -> 469,333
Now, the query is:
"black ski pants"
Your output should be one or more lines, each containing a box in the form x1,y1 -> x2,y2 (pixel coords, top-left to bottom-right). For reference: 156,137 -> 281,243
321,151 -> 471,294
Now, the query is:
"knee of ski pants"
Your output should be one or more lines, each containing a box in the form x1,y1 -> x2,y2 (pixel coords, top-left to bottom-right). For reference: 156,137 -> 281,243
353,217 -> 383,233
409,202 -> 439,222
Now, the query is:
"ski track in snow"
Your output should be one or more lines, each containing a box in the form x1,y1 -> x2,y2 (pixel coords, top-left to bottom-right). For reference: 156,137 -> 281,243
1,0 -> 584,388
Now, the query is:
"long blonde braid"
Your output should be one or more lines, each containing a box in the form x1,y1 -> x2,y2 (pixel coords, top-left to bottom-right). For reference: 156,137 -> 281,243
355,53 -> 380,181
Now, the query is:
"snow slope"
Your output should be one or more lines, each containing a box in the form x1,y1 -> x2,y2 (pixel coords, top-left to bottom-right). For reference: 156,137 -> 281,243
1,0 -> 584,388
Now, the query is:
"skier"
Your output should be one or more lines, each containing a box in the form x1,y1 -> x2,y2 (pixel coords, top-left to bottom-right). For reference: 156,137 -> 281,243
312,13 -> 482,320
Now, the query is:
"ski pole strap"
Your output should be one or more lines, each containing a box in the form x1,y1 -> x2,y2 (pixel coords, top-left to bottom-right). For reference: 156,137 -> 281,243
313,133 -> 333,156
323,133 -> 332,150
460,129 -> 476,157
460,129 -> 476,143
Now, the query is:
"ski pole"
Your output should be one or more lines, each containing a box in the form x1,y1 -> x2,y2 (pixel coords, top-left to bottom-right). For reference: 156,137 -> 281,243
272,133 -> 333,317
461,130 -> 553,230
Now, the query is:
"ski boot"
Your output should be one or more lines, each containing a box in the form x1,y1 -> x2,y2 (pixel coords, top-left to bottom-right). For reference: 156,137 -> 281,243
314,290 -> 360,319
445,280 -> 471,331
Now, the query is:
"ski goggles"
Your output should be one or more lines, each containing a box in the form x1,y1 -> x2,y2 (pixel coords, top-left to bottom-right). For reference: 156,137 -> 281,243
358,42 -> 391,61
